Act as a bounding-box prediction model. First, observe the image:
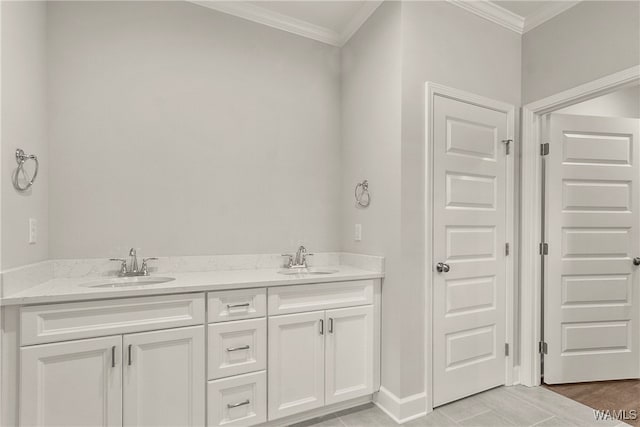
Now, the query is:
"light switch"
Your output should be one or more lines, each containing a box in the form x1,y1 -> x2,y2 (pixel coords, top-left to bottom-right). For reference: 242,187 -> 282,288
354,224 -> 362,241
29,218 -> 37,244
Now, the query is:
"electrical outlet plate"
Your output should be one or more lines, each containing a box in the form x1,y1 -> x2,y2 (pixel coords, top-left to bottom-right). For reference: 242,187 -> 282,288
29,218 -> 37,244
354,224 -> 362,241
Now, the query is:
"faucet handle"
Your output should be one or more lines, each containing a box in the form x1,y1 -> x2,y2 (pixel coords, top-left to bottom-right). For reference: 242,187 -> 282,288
302,252 -> 314,266
109,258 -> 127,275
281,254 -> 294,268
140,258 -> 158,276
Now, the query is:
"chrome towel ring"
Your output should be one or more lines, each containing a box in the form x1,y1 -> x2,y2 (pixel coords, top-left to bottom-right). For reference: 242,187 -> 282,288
13,148 -> 39,192
354,179 -> 370,208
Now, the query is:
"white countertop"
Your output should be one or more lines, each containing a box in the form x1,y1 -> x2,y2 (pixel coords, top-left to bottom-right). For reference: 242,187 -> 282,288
1,265 -> 383,306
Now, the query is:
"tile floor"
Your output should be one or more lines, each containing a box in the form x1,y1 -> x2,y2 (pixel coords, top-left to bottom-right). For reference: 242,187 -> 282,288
295,385 -> 629,427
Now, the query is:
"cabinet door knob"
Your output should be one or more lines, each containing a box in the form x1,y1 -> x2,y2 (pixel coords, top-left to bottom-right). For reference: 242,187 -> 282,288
436,262 -> 450,273
633,257 -> 640,266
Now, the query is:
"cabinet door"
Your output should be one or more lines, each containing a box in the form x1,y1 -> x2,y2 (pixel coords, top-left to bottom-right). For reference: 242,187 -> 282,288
20,335 -> 122,427
268,311 -> 325,420
123,326 -> 205,427
325,305 -> 374,405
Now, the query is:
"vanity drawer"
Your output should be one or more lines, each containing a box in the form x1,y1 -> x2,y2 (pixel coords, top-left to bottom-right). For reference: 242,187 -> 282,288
267,280 -> 374,315
208,371 -> 266,427
208,289 -> 266,323
20,293 -> 205,346
208,318 -> 266,380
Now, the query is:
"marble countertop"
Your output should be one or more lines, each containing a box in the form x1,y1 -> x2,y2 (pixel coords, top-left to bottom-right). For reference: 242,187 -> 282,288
1,265 -> 384,306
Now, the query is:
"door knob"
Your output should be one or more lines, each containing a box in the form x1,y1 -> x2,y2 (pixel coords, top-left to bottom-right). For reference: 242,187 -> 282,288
436,262 -> 450,273
633,257 -> 640,266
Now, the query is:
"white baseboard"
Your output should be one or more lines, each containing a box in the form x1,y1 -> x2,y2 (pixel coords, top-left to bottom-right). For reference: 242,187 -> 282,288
511,365 -> 521,385
374,386 -> 427,424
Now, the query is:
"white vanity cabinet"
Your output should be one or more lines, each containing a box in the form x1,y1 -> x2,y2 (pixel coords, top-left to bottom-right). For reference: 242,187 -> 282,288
18,294 -> 206,427
20,335 -> 123,427
123,326 -> 205,427
267,280 -> 378,421
207,288 -> 268,427
9,278 -> 381,427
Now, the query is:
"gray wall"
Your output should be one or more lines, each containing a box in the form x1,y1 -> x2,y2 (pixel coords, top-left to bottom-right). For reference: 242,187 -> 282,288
340,0 -> 403,395
557,85 -> 640,118
46,1 -> 342,260
1,1 -> 49,269
398,0 -> 522,398
341,1 -> 522,400
522,1 -> 640,104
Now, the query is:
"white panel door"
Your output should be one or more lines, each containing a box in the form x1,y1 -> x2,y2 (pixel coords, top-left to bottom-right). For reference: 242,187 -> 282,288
123,326 -> 205,427
267,311 -> 325,420
545,114 -> 640,384
432,94 -> 510,406
325,305 -> 374,405
20,335 -> 122,427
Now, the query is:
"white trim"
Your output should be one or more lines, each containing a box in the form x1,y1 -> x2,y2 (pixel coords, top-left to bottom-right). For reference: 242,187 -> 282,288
374,387 -> 427,425
519,65 -> 640,387
188,1 -> 382,47
448,0 -> 524,33
523,1 -> 580,33
447,0 -> 581,34
424,82 -> 516,412
337,1 -> 384,46
262,394 -> 373,426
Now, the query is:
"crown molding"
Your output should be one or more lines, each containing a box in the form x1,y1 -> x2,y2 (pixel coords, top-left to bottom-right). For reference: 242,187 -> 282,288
448,0 -> 524,33
189,1 -> 383,47
448,0 -> 582,35
339,1 -> 384,46
523,1 -> 580,33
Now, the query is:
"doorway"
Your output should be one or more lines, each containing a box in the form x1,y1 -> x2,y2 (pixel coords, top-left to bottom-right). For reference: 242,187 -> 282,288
538,85 -> 640,424
520,66 -> 640,388
425,83 -> 516,410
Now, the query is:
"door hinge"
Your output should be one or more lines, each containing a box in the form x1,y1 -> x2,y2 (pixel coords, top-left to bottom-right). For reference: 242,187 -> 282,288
539,341 -> 548,355
540,143 -> 550,156
539,242 -> 548,255
502,139 -> 513,155
505,343 -> 510,356
505,242 -> 510,256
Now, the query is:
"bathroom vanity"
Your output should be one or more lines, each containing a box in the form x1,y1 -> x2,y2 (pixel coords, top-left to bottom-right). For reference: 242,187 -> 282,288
1,267 -> 382,427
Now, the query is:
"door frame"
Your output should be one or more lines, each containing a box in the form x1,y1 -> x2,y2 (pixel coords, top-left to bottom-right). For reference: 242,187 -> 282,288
519,65 -> 640,387
424,82 -> 516,413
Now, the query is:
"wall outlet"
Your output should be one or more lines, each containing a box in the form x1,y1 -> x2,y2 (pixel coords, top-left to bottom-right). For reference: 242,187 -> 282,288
354,224 -> 362,241
29,218 -> 37,244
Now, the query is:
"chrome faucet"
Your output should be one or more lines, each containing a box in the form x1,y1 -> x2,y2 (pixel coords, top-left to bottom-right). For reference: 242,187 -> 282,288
282,246 -> 314,269
110,248 -> 158,277
129,248 -> 139,274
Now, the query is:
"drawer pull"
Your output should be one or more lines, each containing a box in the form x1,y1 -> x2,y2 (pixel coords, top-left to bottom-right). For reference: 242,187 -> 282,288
227,399 -> 250,409
128,344 -> 132,366
329,318 -> 334,334
111,345 -> 116,368
227,303 -> 250,309
226,345 -> 250,352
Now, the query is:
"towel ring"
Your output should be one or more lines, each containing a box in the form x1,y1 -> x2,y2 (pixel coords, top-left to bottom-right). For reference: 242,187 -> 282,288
13,148 -> 39,192
354,179 -> 370,208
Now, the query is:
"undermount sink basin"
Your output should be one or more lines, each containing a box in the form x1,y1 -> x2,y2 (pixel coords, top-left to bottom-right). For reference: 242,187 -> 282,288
82,276 -> 176,288
277,268 -> 338,276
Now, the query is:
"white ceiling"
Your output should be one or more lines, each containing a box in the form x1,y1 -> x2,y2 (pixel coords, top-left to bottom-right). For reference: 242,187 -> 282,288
495,1 -> 554,18
192,1 -> 581,46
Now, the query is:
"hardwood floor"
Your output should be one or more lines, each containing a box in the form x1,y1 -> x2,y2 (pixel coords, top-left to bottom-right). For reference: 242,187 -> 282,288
544,380 -> 640,426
